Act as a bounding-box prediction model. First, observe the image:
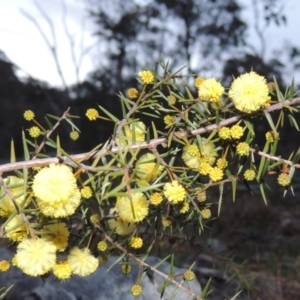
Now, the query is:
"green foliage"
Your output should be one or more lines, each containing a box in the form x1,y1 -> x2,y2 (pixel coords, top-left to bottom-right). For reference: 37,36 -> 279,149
1,58 -> 300,299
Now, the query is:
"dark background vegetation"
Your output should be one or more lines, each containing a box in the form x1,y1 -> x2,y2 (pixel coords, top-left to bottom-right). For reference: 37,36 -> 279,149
1,0 -> 300,298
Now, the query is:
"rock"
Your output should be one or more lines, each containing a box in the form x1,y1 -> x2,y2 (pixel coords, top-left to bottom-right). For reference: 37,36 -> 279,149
0,249 -> 201,300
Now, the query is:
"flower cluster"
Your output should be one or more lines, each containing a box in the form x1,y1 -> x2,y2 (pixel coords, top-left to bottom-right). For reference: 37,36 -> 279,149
32,164 -> 81,218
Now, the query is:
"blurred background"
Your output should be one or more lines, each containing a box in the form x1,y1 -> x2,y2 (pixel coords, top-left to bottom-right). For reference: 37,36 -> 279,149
0,0 -> 300,159
1,1 -> 300,298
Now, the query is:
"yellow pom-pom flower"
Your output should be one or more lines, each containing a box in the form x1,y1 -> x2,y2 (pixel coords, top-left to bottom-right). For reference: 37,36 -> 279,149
138,70 -> 154,84
164,115 -> 176,127
167,95 -> 176,105
67,247 -> 99,277
86,108 -> 99,121
131,284 -> 143,296
70,130 -> 79,141
23,110 -> 35,121
244,169 -> 256,181
117,121 -> 146,145
135,153 -> 163,182
218,127 -> 231,140
130,237 -> 143,249
97,241 -> 108,252
209,167 -> 224,182
32,164 -> 81,218
90,214 -> 100,224
277,173 -> 290,186
164,180 -> 186,204
197,190 -> 206,202
201,208 -> 211,219
178,201 -> 189,214
230,125 -> 243,139
236,142 -> 250,156
108,212 -> 136,236
194,76 -> 205,88
228,71 -> 269,113
121,264 -> 132,274
198,78 -> 224,103
198,162 -> 212,175
81,186 -> 93,199
162,217 -> 172,227
15,238 -> 56,276
0,260 -> 10,272
4,215 -> 27,242
43,222 -> 69,252
183,270 -> 195,281
29,126 -> 41,138
52,261 -> 72,280
0,176 -> 29,217
182,139 -> 218,169
150,192 -> 163,206
116,192 -> 149,223
265,131 -> 276,143
127,88 -> 139,99
216,158 -> 228,169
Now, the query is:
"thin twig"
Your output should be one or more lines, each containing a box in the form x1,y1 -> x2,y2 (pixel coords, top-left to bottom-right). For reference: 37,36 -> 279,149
1,97 -> 300,174
96,224 -> 203,300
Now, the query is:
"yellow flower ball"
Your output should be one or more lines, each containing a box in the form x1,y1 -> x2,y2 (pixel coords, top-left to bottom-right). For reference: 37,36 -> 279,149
236,142 -> 250,156
230,125 -> 243,139
201,208 -> 211,219
108,214 -> 136,236
209,167 -> 224,182
265,131 -> 277,143
127,88 -> 139,99
67,247 -> 99,277
130,237 -> 143,249
52,261 -> 72,280
198,162 -> 212,175
164,180 -> 186,204
138,70 -> 154,84
70,131 -> 79,141
162,217 -> 172,227
135,153 -> 164,182
32,164 -> 81,218
164,115 -> 176,127
216,158 -> 228,169
97,241 -> 108,252
277,173 -> 290,186
0,176 -> 29,217
150,192 -> 163,206
244,169 -> 256,181
121,264 -> 132,274
218,127 -> 231,140
131,284 -> 143,296
198,78 -> 224,103
167,95 -> 176,105
81,186 -> 93,199
116,192 -> 149,223
5,215 -> 27,242
178,201 -> 189,214
197,190 -> 206,202
86,108 -> 99,121
117,121 -> 146,145
29,126 -> 41,138
23,110 -> 35,121
0,260 -> 10,272
182,139 -> 218,169
194,76 -> 205,88
229,72 -> 269,113
183,270 -> 195,281
43,222 -> 70,252
15,238 -> 57,276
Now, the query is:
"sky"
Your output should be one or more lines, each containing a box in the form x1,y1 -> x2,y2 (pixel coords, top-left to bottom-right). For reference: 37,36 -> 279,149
0,0 -> 299,88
